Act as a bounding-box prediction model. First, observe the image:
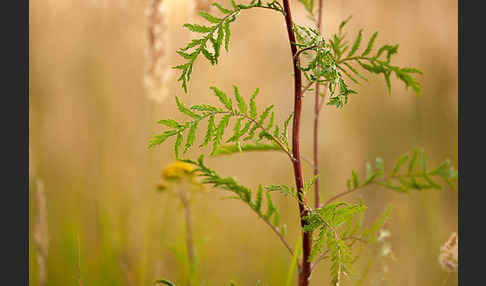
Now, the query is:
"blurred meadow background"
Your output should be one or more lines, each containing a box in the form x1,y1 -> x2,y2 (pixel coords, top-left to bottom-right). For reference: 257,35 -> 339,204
29,0 -> 457,285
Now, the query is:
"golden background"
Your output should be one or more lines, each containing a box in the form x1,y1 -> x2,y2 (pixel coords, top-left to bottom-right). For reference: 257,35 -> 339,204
29,0 -> 457,285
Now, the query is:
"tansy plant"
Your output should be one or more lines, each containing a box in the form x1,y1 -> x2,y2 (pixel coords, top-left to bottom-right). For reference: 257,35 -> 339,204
149,1 -> 458,285
157,162 -> 205,286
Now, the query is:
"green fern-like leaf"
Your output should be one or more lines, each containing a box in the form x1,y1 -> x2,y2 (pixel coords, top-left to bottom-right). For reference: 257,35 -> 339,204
180,155 -> 286,236
361,204 -> 391,243
342,149 -> 458,194
303,201 -> 367,284
212,142 -> 281,156
150,86 -> 292,160
233,85 -> 247,115
297,0 -> 314,15
331,18 -> 422,97
361,31 -> 378,57
265,184 -> 298,201
347,29 -> 363,57
293,23 -> 358,108
174,1 -> 283,92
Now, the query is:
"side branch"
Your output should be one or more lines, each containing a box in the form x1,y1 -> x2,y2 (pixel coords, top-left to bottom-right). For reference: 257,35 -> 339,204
236,112 -> 296,161
250,207 -> 294,256
294,45 -> 319,61
322,188 -> 362,207
320,170 -> 451,208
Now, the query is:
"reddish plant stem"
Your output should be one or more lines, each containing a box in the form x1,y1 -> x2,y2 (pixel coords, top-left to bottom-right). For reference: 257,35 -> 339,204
313,88 -> 320,209
313,0 -> 324,209
281,0 -> 311,285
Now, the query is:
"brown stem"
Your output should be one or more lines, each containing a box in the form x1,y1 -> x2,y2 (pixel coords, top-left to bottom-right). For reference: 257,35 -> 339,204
294,45 -> 319,61
313,0 -> 324,209
301,81 -> 315,94
310,249 -> 329,272
281,0 -> 311,284
318,89 -> 327,111
178,189 -> 195,285
320,171 -> 430,207
313,86 -> 320,209
322,188 -> 359,207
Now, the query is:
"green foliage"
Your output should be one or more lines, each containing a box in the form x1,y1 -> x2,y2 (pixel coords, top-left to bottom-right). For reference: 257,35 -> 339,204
327,237 -> 353,285
285,238 -> 303,286
181,155 -> 287,238
183,155 -> 252,202
299,201 -> 392,285
174,0 -> 283,92
297,0 -> 314,15
149,86 -> 293,158
355,258 -> 374,286
212,142 -> 282,155
303,175 -> 319,195
361,204 -> 391,243
345,149 -> 458,193
330,17 -> 422,95
304,202 -> 365,256
292,17 -> 422,108
293,23 -> 356,108
265,184 -> 298,201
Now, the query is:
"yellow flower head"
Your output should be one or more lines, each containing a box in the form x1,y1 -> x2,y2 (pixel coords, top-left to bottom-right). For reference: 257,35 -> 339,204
161,161 -> 196,181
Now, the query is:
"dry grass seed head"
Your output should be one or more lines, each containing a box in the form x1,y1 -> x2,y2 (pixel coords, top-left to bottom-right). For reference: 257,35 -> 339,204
439,232 -> 458,272
145,0 -> 174,103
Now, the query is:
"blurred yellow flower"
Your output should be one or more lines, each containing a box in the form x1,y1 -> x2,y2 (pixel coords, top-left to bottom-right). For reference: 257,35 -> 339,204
161,161 -> 196,181
157,161 -> 204,195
